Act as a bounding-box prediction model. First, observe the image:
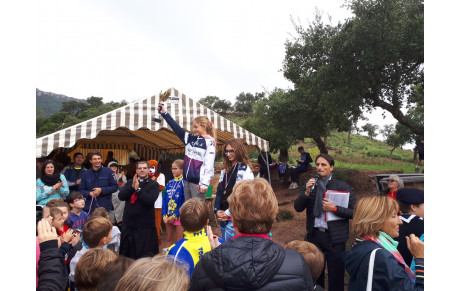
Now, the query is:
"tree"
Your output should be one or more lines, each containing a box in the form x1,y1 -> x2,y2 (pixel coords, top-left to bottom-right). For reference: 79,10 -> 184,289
282,0 -> 424,140
234,92 -> 265,117
282,12 -> 362,153
330,0 -> 424,136
243,89 -> 301,161
387,133 -> 405,154
199,96 -> 219,109
380,124 -> 395,141
86,96 -> 104,108
361,123 -> 379,140
61,100 -> 88,116
198,96 -> 232,114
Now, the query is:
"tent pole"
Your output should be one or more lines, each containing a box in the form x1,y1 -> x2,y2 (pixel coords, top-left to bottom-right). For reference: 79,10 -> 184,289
265,151 -> 271,185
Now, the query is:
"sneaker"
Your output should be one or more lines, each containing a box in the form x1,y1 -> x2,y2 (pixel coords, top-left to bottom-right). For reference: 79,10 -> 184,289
288,183 -> 294,189
291,183 -> 299,189
162,247 -> 169,253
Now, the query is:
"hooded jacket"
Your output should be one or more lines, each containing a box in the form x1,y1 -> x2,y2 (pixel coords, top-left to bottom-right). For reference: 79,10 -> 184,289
189,236 -> 314,291
345,240 -> 424,291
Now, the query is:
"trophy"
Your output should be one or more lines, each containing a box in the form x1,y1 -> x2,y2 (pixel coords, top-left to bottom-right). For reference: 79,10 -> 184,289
153,90 -> 171,123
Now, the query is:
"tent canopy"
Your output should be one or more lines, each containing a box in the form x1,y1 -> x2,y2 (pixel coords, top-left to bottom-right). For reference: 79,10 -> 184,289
36,88 -> 269,160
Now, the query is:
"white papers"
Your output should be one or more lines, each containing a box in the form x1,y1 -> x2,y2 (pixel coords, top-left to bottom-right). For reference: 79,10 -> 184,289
324,190 -> 350,221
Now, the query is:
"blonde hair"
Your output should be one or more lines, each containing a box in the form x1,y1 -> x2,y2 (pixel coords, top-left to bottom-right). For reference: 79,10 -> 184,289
352,196 -> 399,238
193,116 -> 217,141
172,159 -> 184,169
228,178 -> 278,234
285,240 -> 325,280
75,248 -> 118,291
115,255 -> 189,291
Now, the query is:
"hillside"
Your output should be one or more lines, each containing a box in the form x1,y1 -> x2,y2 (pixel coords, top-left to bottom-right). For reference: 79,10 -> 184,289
36,89 -> 87,117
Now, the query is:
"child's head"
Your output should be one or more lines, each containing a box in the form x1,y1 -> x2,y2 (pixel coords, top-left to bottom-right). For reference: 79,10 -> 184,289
89,207 -> 110,221
82,217 -> 112,248
115,255 -> 189,291
285,240 -> 325,281
66,191 -> 86,210
49,207 -> 65,229
97,256 -> 135,291
172,159 -> 184,177
222,138 -> 250,171
75,248 -> 118,291
192,116 -> 216,140
46,199 -> 70,222
179,198 -> 208,232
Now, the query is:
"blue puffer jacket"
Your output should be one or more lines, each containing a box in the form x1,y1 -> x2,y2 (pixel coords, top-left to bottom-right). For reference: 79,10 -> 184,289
79,166 -> 118,213
345,240 -> 424,290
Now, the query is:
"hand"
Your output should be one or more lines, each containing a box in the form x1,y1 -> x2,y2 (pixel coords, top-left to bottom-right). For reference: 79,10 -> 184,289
37,219 -> 59,244
200,186 -> 208,194
75,179 -> 81,185
322,198 -> 335,212
70,232 -> 81,247
157,103 -> 166,113
206,225 -> 221,250
406,234 -> 424,258
132,175 -> 140,190
52,182 -> 62,191
216,210 -> 230,221
62,229 -> 74,243
305,178 -> 316,196
163,216 -> 169,224
167,216 -> 176,224
92,188 -> 102,197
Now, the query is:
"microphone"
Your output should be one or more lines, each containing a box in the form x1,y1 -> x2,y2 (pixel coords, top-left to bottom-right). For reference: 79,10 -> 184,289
310,174 -> 320,192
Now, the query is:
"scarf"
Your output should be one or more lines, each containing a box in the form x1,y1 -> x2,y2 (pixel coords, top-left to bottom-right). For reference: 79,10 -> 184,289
40,173 -> 61,186
313,173 -> 332,218
357,231 -> 415,283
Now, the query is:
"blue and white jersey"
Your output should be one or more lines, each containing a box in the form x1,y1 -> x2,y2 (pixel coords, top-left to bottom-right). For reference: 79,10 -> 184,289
162,112 -> 216,187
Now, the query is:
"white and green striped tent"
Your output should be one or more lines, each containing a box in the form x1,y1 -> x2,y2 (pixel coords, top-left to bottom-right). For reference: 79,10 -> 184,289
36,88 -> 269,164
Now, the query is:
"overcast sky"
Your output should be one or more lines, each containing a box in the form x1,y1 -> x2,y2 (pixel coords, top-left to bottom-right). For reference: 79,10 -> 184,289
37,0 -> 404,141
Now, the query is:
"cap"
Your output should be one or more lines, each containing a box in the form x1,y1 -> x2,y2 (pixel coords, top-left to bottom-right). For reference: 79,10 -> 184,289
396,188 -> 424,205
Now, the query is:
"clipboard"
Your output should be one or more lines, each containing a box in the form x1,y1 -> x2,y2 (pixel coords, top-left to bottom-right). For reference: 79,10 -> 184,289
324,190 -> 349,222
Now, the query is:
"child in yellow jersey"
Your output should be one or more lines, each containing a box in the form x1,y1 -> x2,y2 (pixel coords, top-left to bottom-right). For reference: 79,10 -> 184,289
162,159 -> 186,248
166,198 -> 222,277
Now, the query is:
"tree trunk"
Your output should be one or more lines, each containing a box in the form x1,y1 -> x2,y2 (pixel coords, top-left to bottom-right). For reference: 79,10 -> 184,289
390,147 -> 396,155
348,130 -> 351,144
324,136 -> 329,148
278,149 -> 289,163
313,136 -> 328,154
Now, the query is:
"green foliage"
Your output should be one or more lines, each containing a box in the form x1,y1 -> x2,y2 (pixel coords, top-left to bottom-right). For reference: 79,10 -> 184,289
282,0 -> 424,138
234,92 -> 265,117
361,123 -> 379,140
198,96 -> 232,115
36,91 -> 127,138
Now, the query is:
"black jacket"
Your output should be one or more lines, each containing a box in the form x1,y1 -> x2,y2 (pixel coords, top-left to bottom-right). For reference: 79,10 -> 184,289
189,236 -> 314,291
345,240 -> 424,290
37,240 -> 67,291
294,177 -> 356,244
118,178 -> 159,228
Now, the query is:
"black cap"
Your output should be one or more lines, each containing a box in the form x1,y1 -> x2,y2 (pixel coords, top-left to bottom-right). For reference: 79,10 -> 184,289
396,188 -> 424,205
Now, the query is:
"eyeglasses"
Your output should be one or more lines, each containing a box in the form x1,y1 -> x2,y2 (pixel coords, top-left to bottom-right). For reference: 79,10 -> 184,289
74,198 -> 86,202
137,167 -> 148,170
224,150 -> 235,154
387,179 -> 396,183
171,168 -> 179,170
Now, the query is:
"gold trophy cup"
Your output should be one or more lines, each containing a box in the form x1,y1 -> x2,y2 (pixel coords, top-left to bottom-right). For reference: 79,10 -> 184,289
153,90 -> 171,123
